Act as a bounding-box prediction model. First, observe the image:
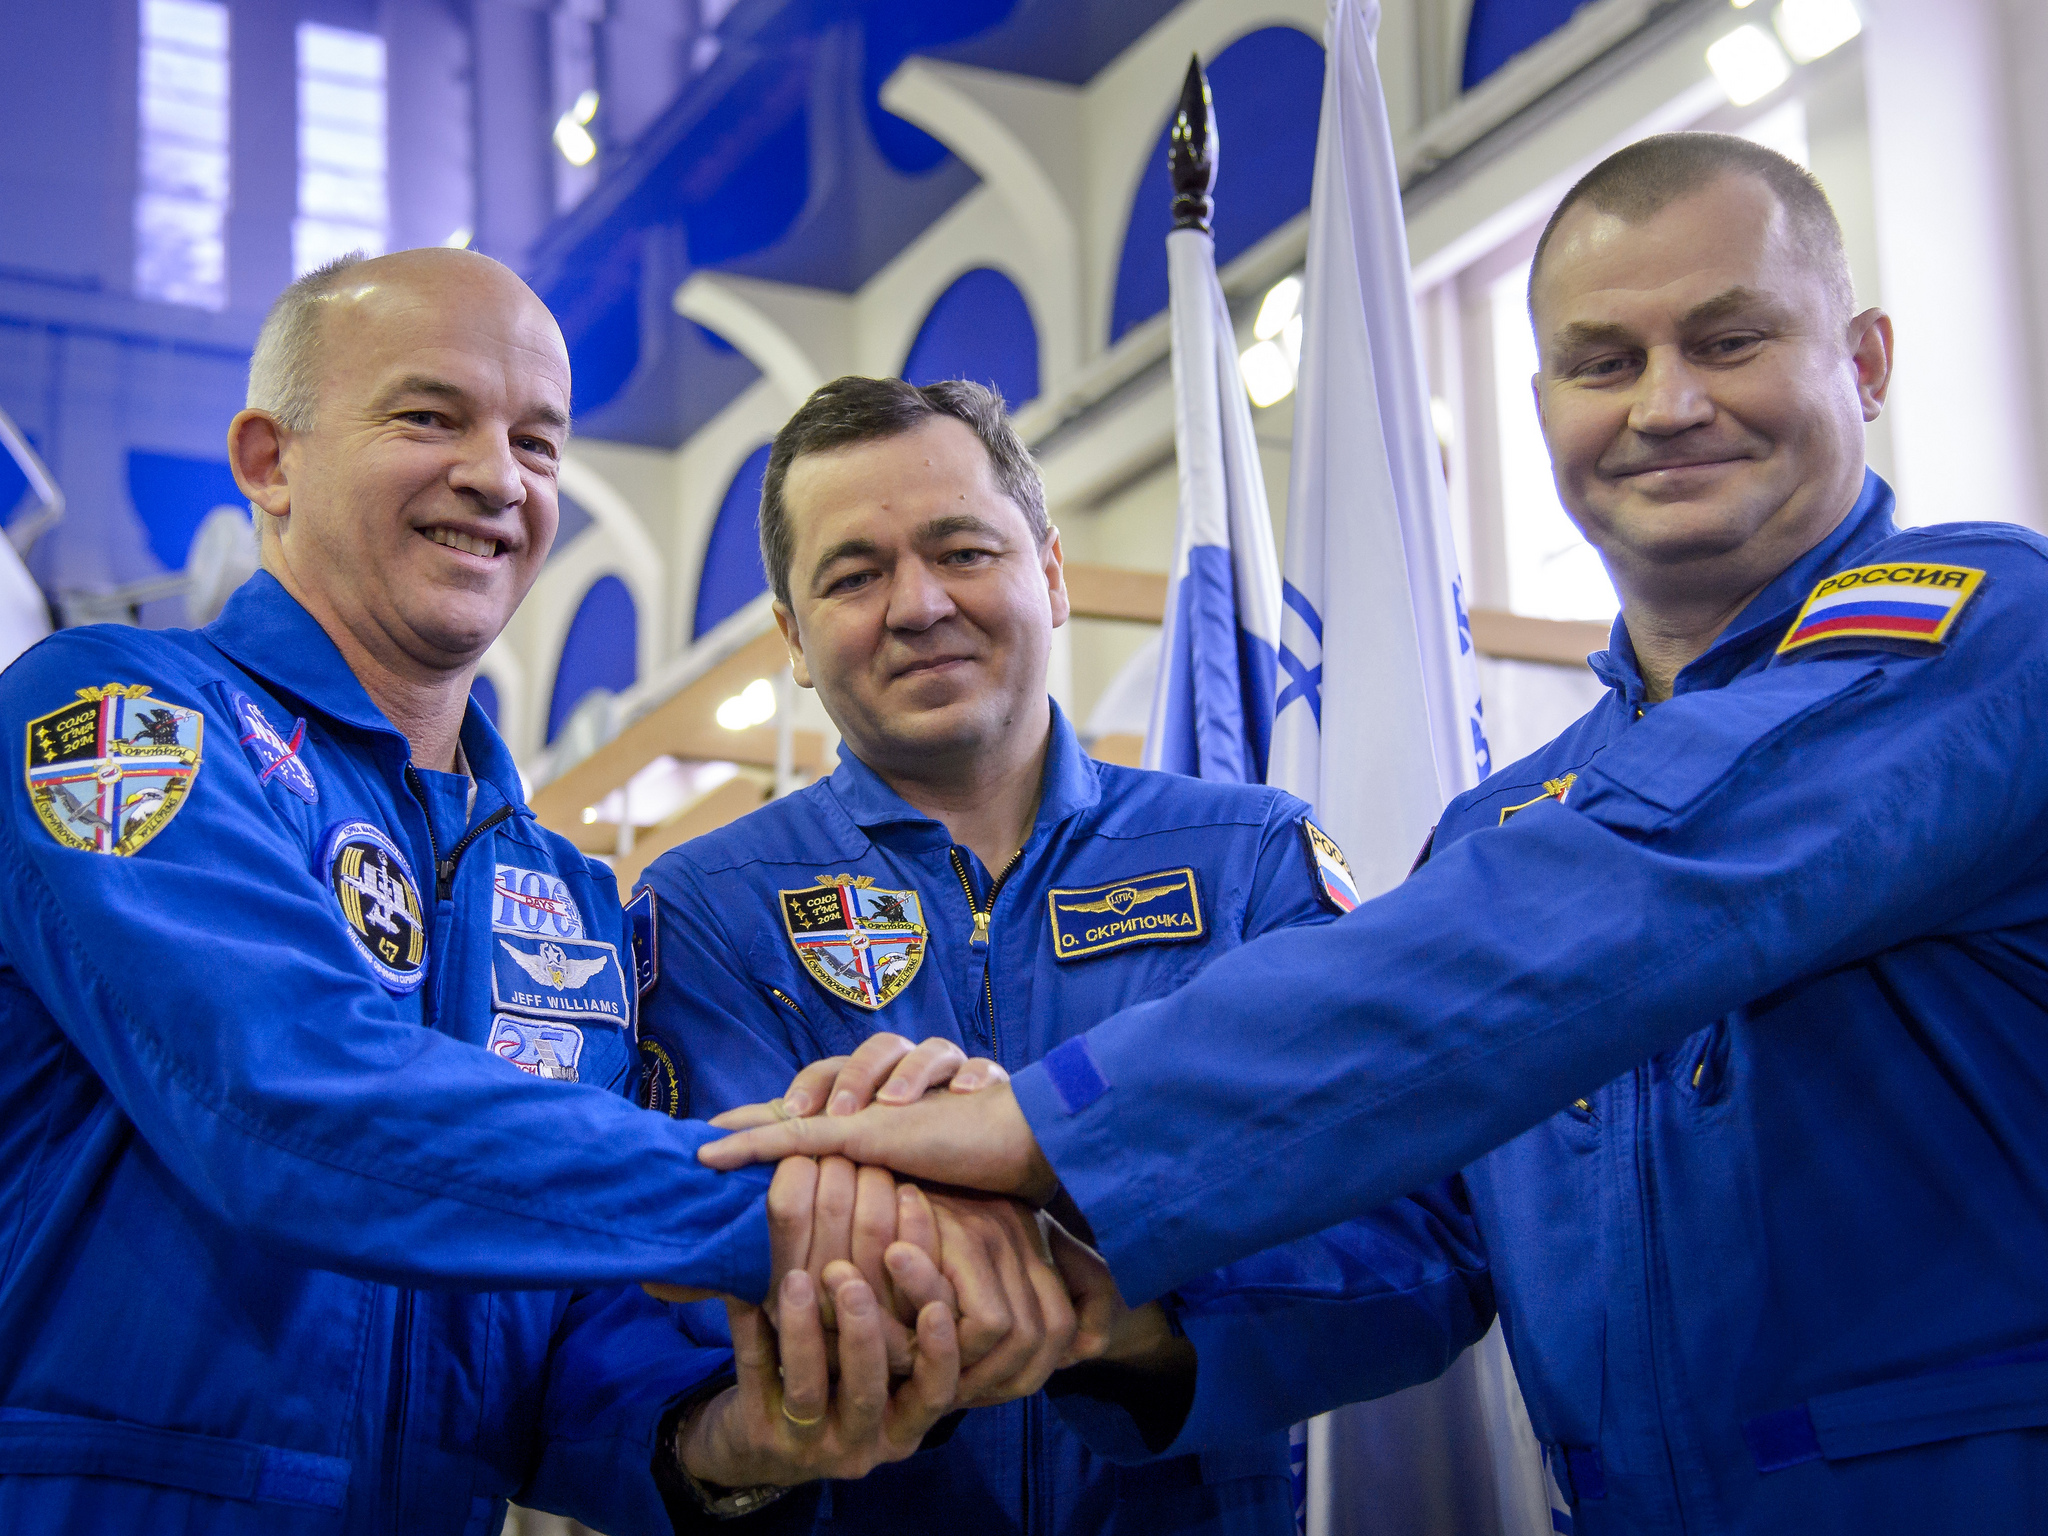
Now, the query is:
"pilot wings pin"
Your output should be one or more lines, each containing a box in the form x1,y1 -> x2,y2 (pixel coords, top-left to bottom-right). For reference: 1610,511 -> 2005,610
780,874 -> 928,1010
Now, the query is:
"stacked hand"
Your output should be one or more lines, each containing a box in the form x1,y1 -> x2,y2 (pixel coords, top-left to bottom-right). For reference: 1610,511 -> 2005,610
651,1036 -> 1176,1494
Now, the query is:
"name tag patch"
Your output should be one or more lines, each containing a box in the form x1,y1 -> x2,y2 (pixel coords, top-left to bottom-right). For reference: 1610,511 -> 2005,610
1777,561 -> 1985,656
780,875 -> 927,1011
322,819 -> 428,994
1298,819 -> 1359,913
493,935 -> 629,1023
27,683 -> 202,856
489,1014 -> 584,1082
493,863 -> 585,938
1048,868 -> 1203,961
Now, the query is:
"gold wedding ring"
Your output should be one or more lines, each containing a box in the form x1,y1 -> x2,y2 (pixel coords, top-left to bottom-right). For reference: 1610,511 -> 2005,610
780,1400 -> 825,1428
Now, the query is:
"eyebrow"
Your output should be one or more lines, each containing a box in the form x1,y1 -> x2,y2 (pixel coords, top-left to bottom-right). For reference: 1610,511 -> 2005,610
1547,287 -> 1783,363
807,514 -> 1009,587
374,374 -> 571,432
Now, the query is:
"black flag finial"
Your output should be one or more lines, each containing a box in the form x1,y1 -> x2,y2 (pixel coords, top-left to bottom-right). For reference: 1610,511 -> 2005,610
1170,55 -> 1217,235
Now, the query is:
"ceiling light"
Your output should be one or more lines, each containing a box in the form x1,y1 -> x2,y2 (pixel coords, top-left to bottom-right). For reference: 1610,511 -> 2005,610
1707,24 -> 1792,107
1254,275 -> 1302,342
1774,0 -> 1859,63
1239,340 -> 1295,409
572,89 -> 600,125
580,807 -> 598,824
553,113 -> 597,167
443,226 -> 471,249
716,677 -> 777,731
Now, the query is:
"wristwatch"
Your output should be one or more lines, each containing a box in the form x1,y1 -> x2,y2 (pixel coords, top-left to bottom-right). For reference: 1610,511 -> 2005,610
659,1374 -> 790,1523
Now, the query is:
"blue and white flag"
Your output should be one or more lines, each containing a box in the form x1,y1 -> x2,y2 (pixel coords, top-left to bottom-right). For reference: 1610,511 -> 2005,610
1143,226 -> 1281,781
1269,3 -> 1555,1535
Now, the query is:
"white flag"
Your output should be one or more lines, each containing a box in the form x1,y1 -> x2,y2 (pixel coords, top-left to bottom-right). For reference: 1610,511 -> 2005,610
1268,3 -> 1554,1534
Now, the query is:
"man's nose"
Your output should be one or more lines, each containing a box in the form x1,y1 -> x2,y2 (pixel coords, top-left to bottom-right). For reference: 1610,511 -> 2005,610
884,560 -> 957,632
1627,347 -> 1715,437
448,429 -> 527,512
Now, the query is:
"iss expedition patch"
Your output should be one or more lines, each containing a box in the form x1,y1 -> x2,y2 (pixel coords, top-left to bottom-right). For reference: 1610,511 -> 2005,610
780,875 -> 927,1010
1777,561 -> 1984,656
322,819 -> 428,994
488,1013 -> 585,1082
1047,868 -> 1203,961
26,683 -> 202,856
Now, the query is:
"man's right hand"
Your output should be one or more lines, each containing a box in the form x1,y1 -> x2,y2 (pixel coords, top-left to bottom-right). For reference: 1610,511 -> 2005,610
676,1265 -> 958,1489
698,1063 -> 1057,1203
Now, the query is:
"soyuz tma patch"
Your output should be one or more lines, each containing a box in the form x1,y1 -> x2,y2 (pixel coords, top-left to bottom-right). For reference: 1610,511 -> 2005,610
26,683 -> 202,857
1047,868 -> 1203,961
322,819 -> 428,994
780,875 -> 927,1011
1298,820 -> 1360,914
228,690 -> 317,805
1777,561 -> 1985,656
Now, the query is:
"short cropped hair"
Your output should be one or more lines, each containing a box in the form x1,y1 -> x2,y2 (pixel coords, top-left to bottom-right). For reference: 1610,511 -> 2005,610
759,376 -> 1048,607
246,251 -> 369,430
1528,132 -> 1853,323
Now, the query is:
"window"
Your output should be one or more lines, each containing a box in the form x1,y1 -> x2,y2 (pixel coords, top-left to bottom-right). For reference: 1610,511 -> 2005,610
294,23 -> 387,276
1489,261 -> 1618,622
135,0 -> 230,309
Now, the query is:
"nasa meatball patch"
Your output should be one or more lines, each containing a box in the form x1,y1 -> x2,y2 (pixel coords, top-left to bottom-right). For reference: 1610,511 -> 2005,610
322,819 -> 428,994
227,690 -> 317,805
26,683 -> 202,857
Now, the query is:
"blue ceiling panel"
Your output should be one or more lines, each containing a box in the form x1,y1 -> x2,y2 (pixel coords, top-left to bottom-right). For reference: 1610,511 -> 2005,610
126,451 -> 246,572
902,267 -> 1039,408
693,444 -> 774,640
1109,26 -> 1325,345
1463,0 -> 1590,91
548,574 -> 639,743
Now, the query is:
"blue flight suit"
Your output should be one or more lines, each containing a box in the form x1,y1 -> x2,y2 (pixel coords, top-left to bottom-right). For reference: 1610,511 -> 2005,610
638,705 -> 1492,1536
0,572 -> 772,1535
1012,472 -> 2048,1534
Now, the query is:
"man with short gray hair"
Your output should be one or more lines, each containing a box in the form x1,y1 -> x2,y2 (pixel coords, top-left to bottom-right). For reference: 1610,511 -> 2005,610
0,248 -> 998,1535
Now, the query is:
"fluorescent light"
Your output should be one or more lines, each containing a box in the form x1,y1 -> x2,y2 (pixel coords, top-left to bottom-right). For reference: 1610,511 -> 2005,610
1774,0 -> 1859,62
580,807 -> 598,824
1239,340 -> 1295,408
1731,0 -> 1759,8
553,114 -> 597,167
1254,275 -> 1302,341
572,89 -> 600,125
716,678 -> 777,731
1707,25 -> 1792,106
443,226 -> 471,249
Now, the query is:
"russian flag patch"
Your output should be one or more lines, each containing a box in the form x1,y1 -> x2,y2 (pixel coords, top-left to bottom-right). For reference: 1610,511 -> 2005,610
1777,561 -> 1984,656
1299,819 -> 1360,914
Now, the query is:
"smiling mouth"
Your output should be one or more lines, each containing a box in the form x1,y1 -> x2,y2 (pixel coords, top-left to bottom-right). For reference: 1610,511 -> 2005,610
895,656 -> 973,679
424,527 -> 504,558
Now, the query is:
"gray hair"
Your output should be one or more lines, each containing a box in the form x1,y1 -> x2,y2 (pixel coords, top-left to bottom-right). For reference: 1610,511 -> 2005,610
246,251 -> 369,430
760,376 -> 1048,607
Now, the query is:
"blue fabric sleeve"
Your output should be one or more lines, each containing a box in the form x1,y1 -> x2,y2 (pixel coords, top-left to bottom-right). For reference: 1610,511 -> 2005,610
0,631 -> 771,1300
1049,796 -> 1494,1457
1014,528 -> 2048,1306
519,1286 -> 736,1535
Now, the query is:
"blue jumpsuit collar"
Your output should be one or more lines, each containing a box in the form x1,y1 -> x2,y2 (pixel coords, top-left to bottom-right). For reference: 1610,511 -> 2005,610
824,699 -> 1103,845
1586,468 -> 1898,704
202,570 -> 529,814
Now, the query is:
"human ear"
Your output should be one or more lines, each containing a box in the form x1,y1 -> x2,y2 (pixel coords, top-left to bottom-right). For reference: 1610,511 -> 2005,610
1848,308 -> 1894,422
1040,526 -> 1069,629
773,602 -> 813,690
227,410 -> 293,523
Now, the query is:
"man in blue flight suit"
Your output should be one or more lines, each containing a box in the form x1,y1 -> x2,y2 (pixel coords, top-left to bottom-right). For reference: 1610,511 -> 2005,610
705,136 -> 2048,1534
638,376 -> 1493,1532
0,247 -> 985,1534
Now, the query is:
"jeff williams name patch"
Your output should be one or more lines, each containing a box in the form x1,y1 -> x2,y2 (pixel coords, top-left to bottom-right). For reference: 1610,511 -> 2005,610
1048,868 -> 1203,961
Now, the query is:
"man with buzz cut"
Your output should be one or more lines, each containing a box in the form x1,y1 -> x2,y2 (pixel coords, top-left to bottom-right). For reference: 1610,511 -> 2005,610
636,375 -> 1494,1535
705,135 -> 2048,1532
0,247 -> 1023,1535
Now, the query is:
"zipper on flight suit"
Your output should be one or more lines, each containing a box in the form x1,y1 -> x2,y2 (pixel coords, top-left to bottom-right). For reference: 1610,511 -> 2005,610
948,848 -> 1022,1059
404,763 -> 515,903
